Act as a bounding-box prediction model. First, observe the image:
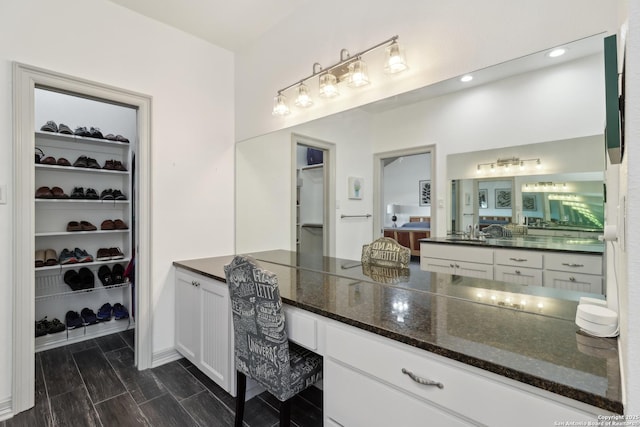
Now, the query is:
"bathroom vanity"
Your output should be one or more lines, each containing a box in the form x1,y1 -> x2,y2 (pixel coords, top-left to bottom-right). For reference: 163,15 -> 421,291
174,249 -> 620,426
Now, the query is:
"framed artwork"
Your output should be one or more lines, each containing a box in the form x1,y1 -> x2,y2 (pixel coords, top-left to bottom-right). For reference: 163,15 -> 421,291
348,176 -> 363,200
479,189 -> 488,209
419,180 -> 431,206
495,188 -> 512,209
522,194 -> 537,211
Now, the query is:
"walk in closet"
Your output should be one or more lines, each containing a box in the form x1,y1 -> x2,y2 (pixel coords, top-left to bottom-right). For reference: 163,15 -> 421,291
33,88 -> 136,351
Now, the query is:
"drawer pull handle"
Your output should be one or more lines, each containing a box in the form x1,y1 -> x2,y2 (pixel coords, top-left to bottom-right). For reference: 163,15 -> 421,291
562,263 -> 584,268
569,276 -> 576,282
509,257 -> 528,262
401,368 -> 444,389
455,264 -> 460,268
192,280 -> 200,287
515,270 -> 521,275
449,264 -> 455,268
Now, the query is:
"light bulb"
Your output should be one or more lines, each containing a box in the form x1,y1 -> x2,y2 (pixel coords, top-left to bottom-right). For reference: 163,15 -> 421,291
272,93 -> 290,116
294,83 -> 313,108
319,73 -> 339,98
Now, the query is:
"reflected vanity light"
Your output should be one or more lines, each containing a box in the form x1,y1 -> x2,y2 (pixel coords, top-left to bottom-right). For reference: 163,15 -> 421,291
477,157 -> 541,174
547,48 -> 567,58
460,74 -> 473,82
272,35 -> 408,116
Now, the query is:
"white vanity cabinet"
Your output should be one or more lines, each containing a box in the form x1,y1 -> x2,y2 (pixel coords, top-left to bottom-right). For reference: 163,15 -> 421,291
544,253 -> 603,294
175,268 -> 235,395
420,244 -> 494,279
324,323 -> 604,427
494,249 -> 543,286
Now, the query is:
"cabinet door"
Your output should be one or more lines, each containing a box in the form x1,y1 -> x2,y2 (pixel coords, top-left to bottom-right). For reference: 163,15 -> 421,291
420,256 -> 455,274
199,278 -> 233,393
494,265 -> 542,286
325,359 -> 472,427
544,271 -> 603,294
175,270 -> 201,362
455,261 -> 493,280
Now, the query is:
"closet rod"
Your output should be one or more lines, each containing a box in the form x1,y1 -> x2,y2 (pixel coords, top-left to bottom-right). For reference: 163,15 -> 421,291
341,214 -> 372,219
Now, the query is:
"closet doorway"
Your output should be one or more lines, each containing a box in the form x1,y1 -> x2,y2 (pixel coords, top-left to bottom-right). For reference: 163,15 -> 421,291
292,134 -> 335,258
12,63 -> 152,414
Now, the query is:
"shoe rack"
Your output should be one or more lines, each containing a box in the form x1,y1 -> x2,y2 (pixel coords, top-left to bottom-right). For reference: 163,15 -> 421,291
34,89 -> 135,352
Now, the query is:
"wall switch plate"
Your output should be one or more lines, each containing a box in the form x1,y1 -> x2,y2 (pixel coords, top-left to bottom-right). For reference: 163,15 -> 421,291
0,184 -> 6,204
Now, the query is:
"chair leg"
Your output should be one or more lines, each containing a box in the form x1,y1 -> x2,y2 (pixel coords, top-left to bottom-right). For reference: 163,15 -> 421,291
279,397 -> 292,427
235,371 -> 247,427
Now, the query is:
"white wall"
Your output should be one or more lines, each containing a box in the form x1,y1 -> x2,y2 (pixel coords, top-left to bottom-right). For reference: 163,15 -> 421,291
383,153 -> 432,227
0,0 -> 235,406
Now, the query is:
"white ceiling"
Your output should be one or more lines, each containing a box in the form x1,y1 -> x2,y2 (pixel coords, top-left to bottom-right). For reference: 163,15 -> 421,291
108,0 -> 308,51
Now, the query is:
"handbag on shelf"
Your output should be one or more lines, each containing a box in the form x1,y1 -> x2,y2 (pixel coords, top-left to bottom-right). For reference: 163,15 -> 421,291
35,147 -> 44,164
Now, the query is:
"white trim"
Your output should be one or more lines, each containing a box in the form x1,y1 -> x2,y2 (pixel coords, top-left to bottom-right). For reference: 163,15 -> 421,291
151,347 -> 183,368
12,62 -> 153,413
373,145 -> 437,238
0,396 -> 12,421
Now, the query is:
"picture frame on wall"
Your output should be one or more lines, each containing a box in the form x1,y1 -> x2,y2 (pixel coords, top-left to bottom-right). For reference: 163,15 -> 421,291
348,176 -> 363,200
522,194 -> 537,211
419,180 -> 431,206
479,189 -> 488,209
495,188 -> 512,209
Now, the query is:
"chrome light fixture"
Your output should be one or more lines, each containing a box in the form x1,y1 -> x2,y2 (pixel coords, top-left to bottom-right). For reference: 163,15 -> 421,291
271,36 -> 407,116
476,157 -> 541,173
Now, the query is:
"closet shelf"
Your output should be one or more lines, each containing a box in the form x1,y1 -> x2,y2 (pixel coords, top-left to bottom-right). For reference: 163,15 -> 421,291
35,164 -> 130,175
36,199 -> 129,205
36,282 -> 131,300
35,131 -> 130,147
300,163 -> 324,170
35,320 -> 134,353
36,230 -> 128,237
35,258 -> 131,273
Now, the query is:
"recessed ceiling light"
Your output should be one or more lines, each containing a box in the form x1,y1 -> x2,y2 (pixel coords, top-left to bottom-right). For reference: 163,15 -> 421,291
547,48 -> 566,58
460,75 -> 473,82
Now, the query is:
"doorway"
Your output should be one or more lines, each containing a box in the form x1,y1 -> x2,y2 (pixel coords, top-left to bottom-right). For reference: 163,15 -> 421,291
12,63 -> 152,414
292,134 -> 335,257
374,146 -> 436,246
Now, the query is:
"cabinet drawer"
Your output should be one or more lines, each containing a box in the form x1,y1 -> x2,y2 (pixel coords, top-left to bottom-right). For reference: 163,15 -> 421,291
494,249 -> 543,269
325,324 -> 598,426
494,265 -> 542,286
284,306 -> 317,351
545,253 -> 602,275
544,270 -> 603,294
420,243 -> 493,264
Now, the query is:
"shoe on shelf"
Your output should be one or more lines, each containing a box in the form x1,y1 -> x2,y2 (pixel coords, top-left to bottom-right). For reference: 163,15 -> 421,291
86,157 -> 101,169
80,308 -> 98,325
85,188 -> 99,200
40,156 -> 56,165
58,123 -> 73,135
105,134 -> 117,141
109,248 -> 125,260
113,161 -> 127,171
112,190 -> 126,200
35,249 -> 45,268
64,270 -> 83,291
114,219 -> 128,230
59,248 -> 78,265
74,248 -> 93,263
44,249 -> 58,266
48,318 -> 66,333
35,186 -> 53,198
98,265 -> 113,286
67,221 -> 82,232
103,160 -> 115,170
70,187 -> 85,199
112,264 -> 125,284
89,127 -> 104,139
65,310 -> 83,329
115,135 -> 129,143
80,221 -> 97,231
51,186 -> 69,199
56,157 -> 71,166
101,219 -> 115,230
78,267 -> 95,289
97,303 -> 113,321
113,303 -> 129,320
73,155 -> 88,168
96,248 -> 111,261
35,317 -> 49,337
40,121 -> 58,132
100,189 -> 114,200
74,126 -> 90,137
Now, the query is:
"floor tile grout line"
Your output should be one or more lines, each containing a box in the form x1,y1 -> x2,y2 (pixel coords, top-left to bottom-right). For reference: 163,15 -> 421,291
177,389 -> 211,427
37,353 -> 55,427
69,350 -> 104,426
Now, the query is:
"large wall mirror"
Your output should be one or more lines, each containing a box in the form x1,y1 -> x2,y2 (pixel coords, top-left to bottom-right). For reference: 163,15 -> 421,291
236,33 -> 607,262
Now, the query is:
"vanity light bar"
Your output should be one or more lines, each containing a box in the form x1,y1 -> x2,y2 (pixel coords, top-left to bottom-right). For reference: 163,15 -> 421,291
476,157 -> 541,173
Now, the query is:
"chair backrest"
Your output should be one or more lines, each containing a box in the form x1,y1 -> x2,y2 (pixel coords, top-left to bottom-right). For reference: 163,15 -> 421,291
224,255 -> 291,398
361,237 -> 411,268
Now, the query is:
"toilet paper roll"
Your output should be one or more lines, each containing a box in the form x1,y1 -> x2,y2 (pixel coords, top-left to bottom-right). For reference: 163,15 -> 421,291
603,225 -> 618,241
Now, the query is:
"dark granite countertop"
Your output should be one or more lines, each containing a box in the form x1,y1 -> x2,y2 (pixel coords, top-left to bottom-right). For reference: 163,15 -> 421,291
421,236 -> 605,254
173,250 -> 621,414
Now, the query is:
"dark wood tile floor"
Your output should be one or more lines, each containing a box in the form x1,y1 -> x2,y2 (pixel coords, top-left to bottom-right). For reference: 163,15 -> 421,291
2,330 -> 323,427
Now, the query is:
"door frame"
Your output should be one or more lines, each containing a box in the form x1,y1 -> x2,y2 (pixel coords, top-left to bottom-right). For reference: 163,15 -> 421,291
291,134 -> 336,257
373,145 -> 437,238
12,63 -> 153,413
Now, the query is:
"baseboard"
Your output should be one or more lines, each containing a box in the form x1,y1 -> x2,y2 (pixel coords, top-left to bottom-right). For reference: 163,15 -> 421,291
151,347 -> 183,368
0,396 -> 13,422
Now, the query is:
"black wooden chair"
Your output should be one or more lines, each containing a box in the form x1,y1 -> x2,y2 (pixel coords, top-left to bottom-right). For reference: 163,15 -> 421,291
224,255 -> 323,427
